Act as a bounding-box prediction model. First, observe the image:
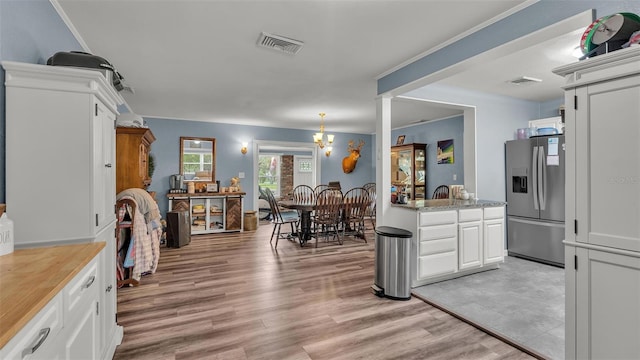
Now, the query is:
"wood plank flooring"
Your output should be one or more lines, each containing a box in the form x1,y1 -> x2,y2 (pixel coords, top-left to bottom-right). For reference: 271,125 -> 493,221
114,224 -> 535,360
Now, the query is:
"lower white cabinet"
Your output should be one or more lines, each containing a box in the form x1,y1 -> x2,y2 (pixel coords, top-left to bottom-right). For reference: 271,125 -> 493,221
64,298 -> 98,360
458,208 -> 483,270
0,249 -> 103,360
483,207 -> 505,265
566,245 -> 640,360
408,205 -> 505,287
0,293 -> 64,360
417,211 -> 458,279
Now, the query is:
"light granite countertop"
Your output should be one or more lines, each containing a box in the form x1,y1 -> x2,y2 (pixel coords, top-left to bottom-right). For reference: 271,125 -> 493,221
390,198 -> 505,211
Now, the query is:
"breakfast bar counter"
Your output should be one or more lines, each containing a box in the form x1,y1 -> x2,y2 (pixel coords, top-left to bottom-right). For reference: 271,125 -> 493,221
391,198 -> 506,211
387,199 -> 506,287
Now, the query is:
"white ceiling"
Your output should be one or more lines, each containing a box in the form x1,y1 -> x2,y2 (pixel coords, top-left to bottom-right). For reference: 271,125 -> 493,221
54,0 -> 585,134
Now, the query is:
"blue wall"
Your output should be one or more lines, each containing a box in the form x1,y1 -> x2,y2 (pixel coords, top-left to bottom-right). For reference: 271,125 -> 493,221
404,84 -> 540,201
391,115 -> 465,198
146,118 -> 374,216
0,0 -> 83,203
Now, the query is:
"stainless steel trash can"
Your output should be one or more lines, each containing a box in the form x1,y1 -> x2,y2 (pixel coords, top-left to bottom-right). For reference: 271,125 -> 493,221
372,226 -> 413,300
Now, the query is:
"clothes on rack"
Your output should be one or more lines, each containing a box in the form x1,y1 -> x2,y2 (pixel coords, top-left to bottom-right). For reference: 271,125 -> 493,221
116,189 -> 162,285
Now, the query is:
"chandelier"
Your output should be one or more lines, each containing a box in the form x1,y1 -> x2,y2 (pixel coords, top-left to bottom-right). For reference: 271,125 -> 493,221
313,112 -> 334,150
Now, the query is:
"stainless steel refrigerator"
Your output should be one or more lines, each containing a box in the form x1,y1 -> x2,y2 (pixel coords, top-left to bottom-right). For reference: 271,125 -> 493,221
505,135 -> 565,266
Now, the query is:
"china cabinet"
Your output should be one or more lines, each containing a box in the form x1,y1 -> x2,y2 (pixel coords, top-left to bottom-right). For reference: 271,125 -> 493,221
391,143 -> 427,200
116,127 -> 156,194
554,46 -> 640,360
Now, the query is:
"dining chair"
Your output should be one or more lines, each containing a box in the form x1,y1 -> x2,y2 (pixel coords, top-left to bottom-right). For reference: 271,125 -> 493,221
265,188 -> 299,249
292,185 -> 315,205
342,187 -> 371,242
312,189 -> 343,248
432,185 -> 450,199
314,184 -> 329,197
362,183 -> 376,229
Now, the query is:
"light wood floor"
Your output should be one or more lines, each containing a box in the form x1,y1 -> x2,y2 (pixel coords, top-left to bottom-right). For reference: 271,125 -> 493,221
114,224 -> 535,360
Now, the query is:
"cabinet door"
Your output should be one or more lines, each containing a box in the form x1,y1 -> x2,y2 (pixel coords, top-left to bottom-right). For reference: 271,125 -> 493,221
225,197 -> 242,231
93,99 -> 117,230
483,219 -> 504,264
575,248 -> 640,359
98,227 -> 118,358
575,75 -> 640,252
458,221 -> 482,270
64,299 -> 98,360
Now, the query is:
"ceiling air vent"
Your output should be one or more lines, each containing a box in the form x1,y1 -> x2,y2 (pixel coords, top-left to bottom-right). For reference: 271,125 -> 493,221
508,76 -> 542,86
257,32 -> 304,55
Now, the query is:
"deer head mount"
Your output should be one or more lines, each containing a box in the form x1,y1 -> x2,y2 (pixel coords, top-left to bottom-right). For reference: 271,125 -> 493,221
342,139 -> 365,174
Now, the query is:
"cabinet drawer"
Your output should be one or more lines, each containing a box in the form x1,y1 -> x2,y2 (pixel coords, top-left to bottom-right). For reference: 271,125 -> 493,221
484,206 -> 504,220
419,237 -> 456,256
64,257 -> 99,316
418,251 -> 457,279
418,224 -> 457,241
458,208 -> 483,222
0,293 -> 63,360
419,210 -> 457,226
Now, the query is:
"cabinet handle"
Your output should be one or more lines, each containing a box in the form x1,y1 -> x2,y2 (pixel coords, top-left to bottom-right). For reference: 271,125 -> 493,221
105,163 -> 112,168
82,275 -> 96,290
21,327 -> 50,359
106,285 -> 113,292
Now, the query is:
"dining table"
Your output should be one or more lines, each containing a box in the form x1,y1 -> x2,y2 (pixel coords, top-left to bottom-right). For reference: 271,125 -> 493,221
278,200 -> 314,246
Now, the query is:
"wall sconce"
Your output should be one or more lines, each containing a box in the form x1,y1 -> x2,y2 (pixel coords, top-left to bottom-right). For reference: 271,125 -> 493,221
241,142 -> 248,155
325,146 -> 332,157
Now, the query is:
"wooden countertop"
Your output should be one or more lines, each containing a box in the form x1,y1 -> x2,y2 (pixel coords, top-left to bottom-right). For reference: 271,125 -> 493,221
0,242 -> 105,348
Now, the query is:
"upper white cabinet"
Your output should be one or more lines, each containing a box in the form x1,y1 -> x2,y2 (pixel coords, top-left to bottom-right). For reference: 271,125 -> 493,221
3,61 -> 121,245
554,46 -> 640,360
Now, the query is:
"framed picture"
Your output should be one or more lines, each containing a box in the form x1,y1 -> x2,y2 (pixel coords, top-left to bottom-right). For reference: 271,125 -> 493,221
206,183 -> 218,192
437,139 -> 454,164
396,135 -> 406,145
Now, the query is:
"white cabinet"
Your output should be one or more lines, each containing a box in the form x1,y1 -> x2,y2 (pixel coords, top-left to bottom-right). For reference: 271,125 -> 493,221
0,250 -> 102,360
0,293 -> 64,360
402,204 -> 505,287
554,46 -> 640,360
1,61 -> 123,359
483,207 -> 505,265
458,209 -> 483,270
63,256 -> 100,360
3,61 -> 121,245
416,210 -> 458,280
97,226 -> 119,360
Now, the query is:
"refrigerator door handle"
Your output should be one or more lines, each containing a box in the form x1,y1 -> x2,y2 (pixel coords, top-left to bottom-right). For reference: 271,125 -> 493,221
539,145 -> 547,210
532,145 -> 539,210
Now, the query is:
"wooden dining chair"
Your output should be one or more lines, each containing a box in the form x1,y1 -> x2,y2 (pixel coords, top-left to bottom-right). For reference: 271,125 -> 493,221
314,184 -> 329,197
265,188 -> 299,248
292,185 -> 315,205
432,185 -> 450,199
362,183 -> 376,229
312,189 -> 343,248
342,187 -> 371,242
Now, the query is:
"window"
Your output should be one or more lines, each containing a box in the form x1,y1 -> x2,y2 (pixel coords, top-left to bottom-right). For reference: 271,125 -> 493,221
259,154 -> 281,196
298,159 -> 312,172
